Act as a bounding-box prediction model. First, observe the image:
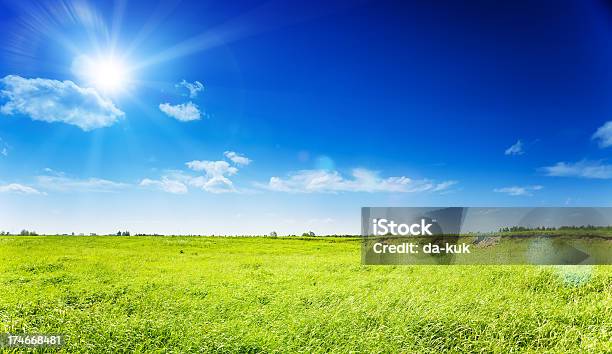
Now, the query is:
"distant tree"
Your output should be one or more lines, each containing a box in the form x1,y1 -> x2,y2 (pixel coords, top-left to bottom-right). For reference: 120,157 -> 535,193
121,231 -> 130,236
269,231 -> 278,237
117,231 -> 122,236
302,231 -> 315,237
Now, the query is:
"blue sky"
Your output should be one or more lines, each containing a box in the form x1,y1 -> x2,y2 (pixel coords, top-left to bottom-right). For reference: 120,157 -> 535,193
1,0 -> 612,235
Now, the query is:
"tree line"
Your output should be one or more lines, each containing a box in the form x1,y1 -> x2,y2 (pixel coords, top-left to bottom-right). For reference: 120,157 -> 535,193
0,230 -> 361,237
498,225 -> 611,232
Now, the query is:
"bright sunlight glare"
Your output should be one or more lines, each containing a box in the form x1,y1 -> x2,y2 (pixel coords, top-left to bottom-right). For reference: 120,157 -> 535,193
72,54 -> 131,94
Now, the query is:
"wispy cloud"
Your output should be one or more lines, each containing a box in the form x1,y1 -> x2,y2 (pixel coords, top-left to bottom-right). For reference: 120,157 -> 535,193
159,101 -> 201,121
541,160 -> 612,179
0,75 -> 124,131
177,80 -> 204,98
224,151 -> 251,166
431,180 -> 457,192
0,183 -> 42,195
0,138 -> 8,156
140,177 -> 187,194
36,175 -> 128,192
592,121 -> 612,148
261,168 -> 457,193
504,140 -> 524,155
493,185 -> 542,196
43,167 -> 64,176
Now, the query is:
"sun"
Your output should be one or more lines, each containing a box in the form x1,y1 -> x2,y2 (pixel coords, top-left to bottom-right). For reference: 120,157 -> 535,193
72,54 -> 131,94
91,57 -> 128,92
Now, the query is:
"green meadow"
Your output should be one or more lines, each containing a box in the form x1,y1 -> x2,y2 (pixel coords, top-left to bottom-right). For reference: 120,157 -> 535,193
0,236 -> 610,353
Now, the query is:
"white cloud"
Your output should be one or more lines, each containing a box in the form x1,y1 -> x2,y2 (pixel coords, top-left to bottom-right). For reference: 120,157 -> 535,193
0,183 -> 42,195
0,138 -> 8,156
140,177 -> 187,194
37,175 -> 128,192
188,175 -> 235,193
592,121 -> 612,148
177,80 -> 204,98
0,75 -> 124,131
186,160 -> 239,193
159,101 -> 201,121
494,185 -> 542,196
541,160 -> 612,179
140,152 -> 252,195
262,168 -> 456,193
186,160 -> 238,175
505,140 -> 524,155
224,151 -> 251,166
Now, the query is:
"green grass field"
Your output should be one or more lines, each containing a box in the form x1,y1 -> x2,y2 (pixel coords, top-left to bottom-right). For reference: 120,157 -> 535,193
0,236 -> 610,353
